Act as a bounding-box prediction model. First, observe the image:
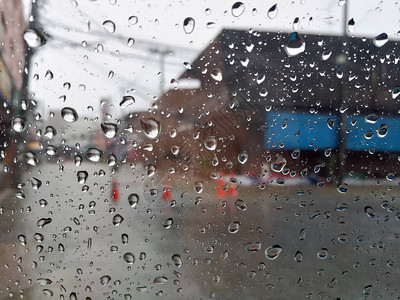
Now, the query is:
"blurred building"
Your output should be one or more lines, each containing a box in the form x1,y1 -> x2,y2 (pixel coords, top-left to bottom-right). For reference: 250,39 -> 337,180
153,29 -> 400,181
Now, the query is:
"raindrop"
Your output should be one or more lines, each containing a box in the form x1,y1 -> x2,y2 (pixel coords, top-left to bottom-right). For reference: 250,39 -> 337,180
146,164 -> 156,177
183,17 -> 195,34
123,252 -> 135,264
100,275 -> 111,285
61,107 -> 78,122
45,70 -> 53,80
238,151 -> 248,164
121,234 -> 128,244
284,32 -> 305,57
210,68 -> 223,81
364,206 -> 375,218
163,218 -> 173,229
231,2 -> 245,17
317,248 -> 328,259
86,147 -> 103,162
373,33 -> 388,47
172,254 -> 182,267
74,155 -> 82,166
112,214 -> 124,226
37,218 -> 52,228
103,20 -> 116,33
128,193 -> 139,208
127,38 -> 135,47
337,184 -> 348,194
338,0 -> 346,6
386,172 -> 395,181
194,181 -> 204,193
77,171 -> 88,184
364,130 -> 373,139
140,118 -> 160,139
363,285 -> 373,296
294,251 -> 303,262
235,199 -> 248,211
348,18 -> 355,33
267,4 -> 278,19
392,87 -> 400,99
18,234 -> 27,246
101,123 -> 118,138
322,50 -> 332,61
327,118 -> 335,129
245,242 -> 261,252
23,29 -> 45,47
228,221 -> 240,233
120,96 -> 135,109
377,124 -> 388,138
128,16 -> 138,25
26,151 -> 39,166
31,177 -> 42,189
291,149 -> 300,159
107,154 -> 117,166
204,136 -> 217,150
153,276 -> 168,284
365,114 -> 378,124
271,155 -> 287,172
292,17 -> 300,30
37,278 -> 52,286
12,116 -> 27,132
44,126 -> 56,139
265,245 -> 282,260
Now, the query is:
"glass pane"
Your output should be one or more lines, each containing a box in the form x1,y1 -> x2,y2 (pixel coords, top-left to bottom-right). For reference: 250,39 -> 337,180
1,0 -> 400,299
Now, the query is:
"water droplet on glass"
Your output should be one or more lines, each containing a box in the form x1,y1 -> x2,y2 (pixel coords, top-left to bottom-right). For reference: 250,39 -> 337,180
292,17 -> 300,30
365,114 -> 378,124
101,122 -> 118,138
235,199 -> 248,211
373,33 -> 388,47
337,184 -> 348,194
291,149 -> 300,159
103,20 -> 116,33
172,254 -> 182,267
127,37 -> 135,47
26,151 -> 39,166
271,155 -> 287,172
377,124 -> 388,138
18,234 -> 27,246
204,136 -> 217,150
348,18 -> 355,33
128,193 -> 139,208
267,4 -> 278,19
45,70 -> 53,80
44,126 -> 56,139
228,221 -> 240,233
338,0 -> 346,6
392,87 -> 400,99
163,218 -> 173,229
31,177 -> 42,189
321,50 -> 332,61
265,245 -> 282,260
146,164 -> 156,177
100,275 -> 111,285
12,116 -> 27,132
231,2 -> 245,17
317,248 -> 328,259
183,17 -> 195,34
153,276 -> 168,284
86,147 -> 103,162
123,252 -> 135,264
37,278 -> 52,286
61,107 -> 78,122
37,218 -> 52,228
364,130 -> 374,139
294,251 -> 303,262
194,181 -> 204,193
327,118 -> 335,129
386,172 -> 395,181
107,154 -> 117,166
77,171 -> 88,184
23,29 -> 45,47
284,32 -> 305,57
364,206 -> 375,218
245,242 -> 261,252
112,214 -> 124,226
128,16 -> 138,25
120,96 -> 135,109
210,68 -> 223,81
140,118 -> 160,139
363,285 -> 373,296
238,151 -> 248,164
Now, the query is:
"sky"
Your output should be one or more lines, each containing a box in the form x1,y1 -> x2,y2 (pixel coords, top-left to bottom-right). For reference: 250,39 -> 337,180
24,0 -> 400,120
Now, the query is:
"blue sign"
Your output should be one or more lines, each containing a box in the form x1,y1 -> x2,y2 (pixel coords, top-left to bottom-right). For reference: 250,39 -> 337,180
265,112 -> 339,150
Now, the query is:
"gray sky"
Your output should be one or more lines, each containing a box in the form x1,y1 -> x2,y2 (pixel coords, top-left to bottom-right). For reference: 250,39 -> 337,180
26,0 -> 400,120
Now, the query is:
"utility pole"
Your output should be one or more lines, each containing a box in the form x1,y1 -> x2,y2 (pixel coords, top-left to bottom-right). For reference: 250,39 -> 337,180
149,48 -> 172,95
336,0 -> 349,184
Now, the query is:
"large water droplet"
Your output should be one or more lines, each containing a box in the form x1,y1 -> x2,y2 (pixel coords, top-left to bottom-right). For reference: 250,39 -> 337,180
228,221 -> 240,233
373,33 -> 388,47
210,69 -> 223,81
61,107 -> 78,122
317,248 -> 328,259
267,4 -> 278,19
24,29 -> 45,47
128,193 -> 139,208
101,123 -> 118,138
163,218 -> 173,229
107,154 -> 117,167
123,252 -> 135,264
204,136 -> 217,150
392,87 -> 400,99
284,32 -> 305,57
44,126 -> 56,139
153,276 -> 168,284
140,118 -> 160,139
100,275 -> 111,285
363,285 -> 373,296
128,16 -> 138,25
31,177 -> 42,189
86,147 -> 103,162
265,245 -> 282,260
231,2 -> 245,17
377,124 -> 388,138
77,171 -> 88,184
18,234 -> 27,246
112,214 -> 124,226
194,181 -> 204,193
103,20 -> 116,33
271,155 -> 287,172
183,17 -> 195,34
235,199 -> 248,211
36,278 -> 52,286
294,250 -> 303,262
238,151 -> 248,164
26,151 -> 39,166
37,218 -> 52,228
245,242 -> 261,252
12,116 -> 27,132
120,96 -> 135,109
347,18 -> 355,33
364,206 -> 375,218
172,254 -> 182,267
365,114 -> 378,124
